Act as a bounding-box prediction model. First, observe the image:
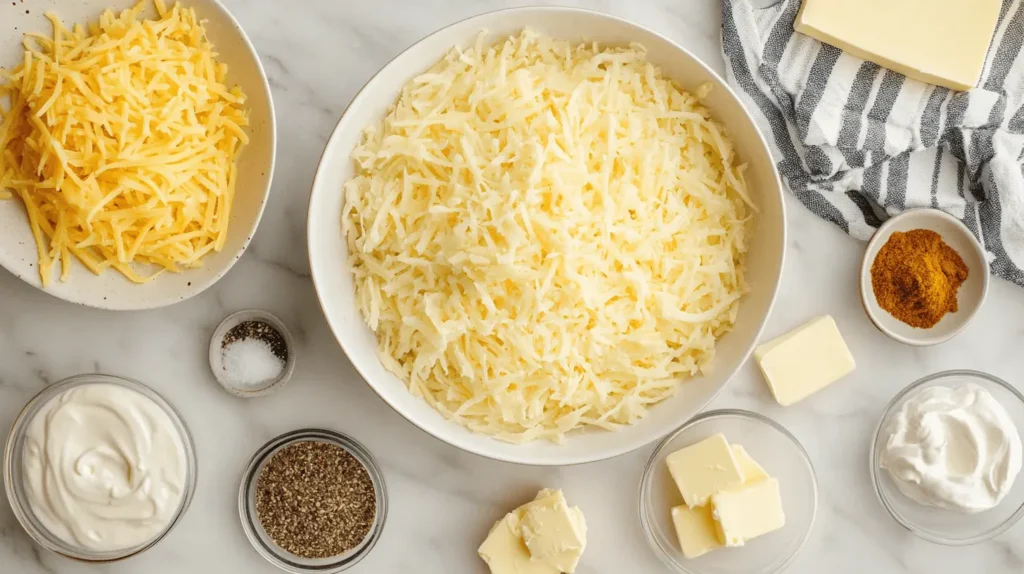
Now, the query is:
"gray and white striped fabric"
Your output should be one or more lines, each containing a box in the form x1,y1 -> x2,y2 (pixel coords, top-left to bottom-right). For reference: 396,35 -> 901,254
721,0 -> 1024,286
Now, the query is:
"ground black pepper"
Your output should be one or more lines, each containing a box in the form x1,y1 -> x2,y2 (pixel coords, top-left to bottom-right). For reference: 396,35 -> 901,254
223,320 -> 288,362
255,441 -> 376,559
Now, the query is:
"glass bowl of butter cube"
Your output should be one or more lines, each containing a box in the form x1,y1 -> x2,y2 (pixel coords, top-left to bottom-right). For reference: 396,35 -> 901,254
640,410 -> 818,574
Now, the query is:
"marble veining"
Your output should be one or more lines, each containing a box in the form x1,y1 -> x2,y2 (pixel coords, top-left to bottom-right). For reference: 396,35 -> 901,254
2,0 -> 1024,572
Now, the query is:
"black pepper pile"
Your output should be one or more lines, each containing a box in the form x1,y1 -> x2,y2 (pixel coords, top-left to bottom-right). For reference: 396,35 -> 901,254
255,441 -> 376,559
223,320 -> 288,362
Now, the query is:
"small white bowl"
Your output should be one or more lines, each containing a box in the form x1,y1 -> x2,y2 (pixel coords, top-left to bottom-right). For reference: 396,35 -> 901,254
860,209 -> 989,346
0,0 -> 276,310
871,370 -> 1024,545
639,410 -> 818,574
210,310 -> 296,398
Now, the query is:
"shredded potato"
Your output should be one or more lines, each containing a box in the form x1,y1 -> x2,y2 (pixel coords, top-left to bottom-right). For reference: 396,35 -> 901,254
0,0 -> 248,285
343,30 -> 752,443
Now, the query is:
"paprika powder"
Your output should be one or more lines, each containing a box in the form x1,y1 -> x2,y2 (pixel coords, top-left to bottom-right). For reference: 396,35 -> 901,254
870,229 -> 969,329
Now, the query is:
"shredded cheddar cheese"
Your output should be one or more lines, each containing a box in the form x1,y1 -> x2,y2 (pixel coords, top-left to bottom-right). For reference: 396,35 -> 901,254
343,30 -> 752,443
0,0 -> 248,285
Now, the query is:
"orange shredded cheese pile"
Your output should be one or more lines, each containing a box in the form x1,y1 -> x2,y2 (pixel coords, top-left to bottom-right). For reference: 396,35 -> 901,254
0,0 -> 249,285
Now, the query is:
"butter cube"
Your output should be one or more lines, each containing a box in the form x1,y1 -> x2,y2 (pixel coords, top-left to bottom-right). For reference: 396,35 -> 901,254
754,316 -> 855,406
666,433 -> 744,507
671,504 -> 722,559
519,489 -> 587,573
731,445 -> 768,484
796,0 -> 1000,91
478,512 -> 558,574
711,478 -> 786,547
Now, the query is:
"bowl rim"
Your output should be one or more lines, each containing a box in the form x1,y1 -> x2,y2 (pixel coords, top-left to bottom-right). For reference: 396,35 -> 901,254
306,5 -> 787,465
2,373 -> 198,562
858,208 -> 990,347
638,409 -> 818,574
0,0 -> 278,311
237,428 -> 389,573
869,369 -> 1024,545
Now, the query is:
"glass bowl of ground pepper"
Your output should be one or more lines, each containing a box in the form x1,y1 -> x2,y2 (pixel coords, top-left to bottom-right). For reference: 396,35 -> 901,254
860,209 -> 989,346
238,429 -> 387,573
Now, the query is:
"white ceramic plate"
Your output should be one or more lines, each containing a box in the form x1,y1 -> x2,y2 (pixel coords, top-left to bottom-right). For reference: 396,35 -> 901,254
307,7 -> 787,465
0,0 -> 276,310
860,209 -> 989,346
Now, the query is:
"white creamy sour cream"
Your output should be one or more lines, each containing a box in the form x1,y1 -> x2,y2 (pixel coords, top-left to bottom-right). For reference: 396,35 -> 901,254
22,383 -> 187,551
881,383 -> 1022,513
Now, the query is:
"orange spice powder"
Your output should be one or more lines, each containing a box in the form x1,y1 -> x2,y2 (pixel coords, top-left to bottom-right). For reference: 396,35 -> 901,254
870,229 -> 969,329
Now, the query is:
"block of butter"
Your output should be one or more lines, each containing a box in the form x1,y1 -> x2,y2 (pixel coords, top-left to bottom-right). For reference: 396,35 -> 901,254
665,433 -> 744,507
519,489 -> 587,573
755,316 -> 855,406
670,442 -> 781,558
671,504 -> 722,559
732,444 -> 768,484
712,478 -> 786,547
478,488 -> 586,574
478,512 -> 557,574
795,0 -> 1001,91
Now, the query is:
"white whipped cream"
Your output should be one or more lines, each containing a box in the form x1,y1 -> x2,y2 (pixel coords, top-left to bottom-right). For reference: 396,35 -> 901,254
881,383 -> 1022,513
22,383 -> 187,551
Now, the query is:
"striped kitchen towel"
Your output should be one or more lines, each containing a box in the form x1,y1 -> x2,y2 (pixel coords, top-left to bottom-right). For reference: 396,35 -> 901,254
721,0 -> 1024,286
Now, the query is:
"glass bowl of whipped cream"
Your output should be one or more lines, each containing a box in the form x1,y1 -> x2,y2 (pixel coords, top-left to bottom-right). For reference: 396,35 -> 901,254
3,374 -> 198,561
871,370 -> 1024,545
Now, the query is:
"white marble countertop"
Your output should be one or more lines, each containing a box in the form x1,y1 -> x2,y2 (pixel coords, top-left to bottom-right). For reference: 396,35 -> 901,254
3,0 -> 1024,572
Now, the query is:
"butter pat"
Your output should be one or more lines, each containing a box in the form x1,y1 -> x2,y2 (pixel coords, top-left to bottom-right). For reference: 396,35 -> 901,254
519,489 -> 587,573
478,489 -> 586,574
478,513 -> 558,574
731,445 -> 768,484
671,504 -> 722,559
669,442 -> 783,560
666,433 -> 744,507
755,316 -> 855,406
795,0 -> 1000,91
712,478 -> 786,547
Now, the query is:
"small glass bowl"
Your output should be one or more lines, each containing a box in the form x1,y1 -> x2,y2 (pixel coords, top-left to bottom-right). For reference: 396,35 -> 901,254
238,428 -> 388,573
3,374 -> 198,562
871,370 -> 1024,545
639,410 -> 818,574
210,309 -> 296,398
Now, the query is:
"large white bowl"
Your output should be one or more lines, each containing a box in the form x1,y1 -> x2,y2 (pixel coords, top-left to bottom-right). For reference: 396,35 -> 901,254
0,0 -> 276,310
308,7 -> 786,465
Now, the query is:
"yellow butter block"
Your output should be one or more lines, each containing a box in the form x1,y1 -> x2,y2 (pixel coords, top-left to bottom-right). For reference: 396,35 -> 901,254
755,316 -> 855,406
666,433 -> 745,507
795,0 -> 1001,91
671,504 -> 723,559
712,478 -> 786,547
731,444 -> 769,484
519,489 -> 587,574
478,512 -> 559,574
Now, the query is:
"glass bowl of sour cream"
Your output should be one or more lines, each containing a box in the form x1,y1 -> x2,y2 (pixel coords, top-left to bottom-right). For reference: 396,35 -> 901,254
3,374 -> 198,561
871,370 -> 1024,545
